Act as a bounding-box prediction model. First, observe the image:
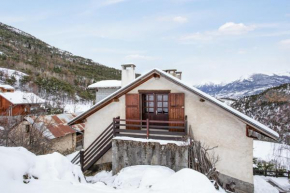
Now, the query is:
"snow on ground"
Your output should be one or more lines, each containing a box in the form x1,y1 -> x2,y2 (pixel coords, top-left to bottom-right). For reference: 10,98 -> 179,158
1,146 -> 222,193
0,67 -> 27,88
254,176 -> 279,193
253,140 -> 290,169
113,136 -> 189,146
64,102 -> 93,113
66,151 -> 80,162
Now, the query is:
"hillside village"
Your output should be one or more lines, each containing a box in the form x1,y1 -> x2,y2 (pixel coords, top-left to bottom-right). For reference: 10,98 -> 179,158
1,2 -> 290,193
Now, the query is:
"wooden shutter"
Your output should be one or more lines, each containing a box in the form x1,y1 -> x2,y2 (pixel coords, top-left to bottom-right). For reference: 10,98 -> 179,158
169,93 -> 185,131
125,94 -> 140,130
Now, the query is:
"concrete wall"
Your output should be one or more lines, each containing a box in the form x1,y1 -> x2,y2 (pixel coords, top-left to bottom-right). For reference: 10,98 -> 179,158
84,76 -> 253,185
96,88 -> 120,103
112,139 -> 188,175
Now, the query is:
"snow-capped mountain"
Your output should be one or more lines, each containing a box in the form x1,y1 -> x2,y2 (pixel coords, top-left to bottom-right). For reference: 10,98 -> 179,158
196,73 -> 290,99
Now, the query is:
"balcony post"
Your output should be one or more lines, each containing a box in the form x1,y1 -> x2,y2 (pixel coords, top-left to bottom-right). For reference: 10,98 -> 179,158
113,117 -> 116,137
146,119 -> 149,139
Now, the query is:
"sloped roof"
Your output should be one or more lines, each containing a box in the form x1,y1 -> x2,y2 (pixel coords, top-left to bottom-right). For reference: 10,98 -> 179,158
68,68 -> 279,140
0,84 -> 14,90
0,91 -> 45,104
88,80 -> 121,89
26,113 -> 85,139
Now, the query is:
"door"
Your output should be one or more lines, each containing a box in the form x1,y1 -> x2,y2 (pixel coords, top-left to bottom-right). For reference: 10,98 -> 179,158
125,94 -> 140,130
169,93 -> 185,131
142,93 -> 169,123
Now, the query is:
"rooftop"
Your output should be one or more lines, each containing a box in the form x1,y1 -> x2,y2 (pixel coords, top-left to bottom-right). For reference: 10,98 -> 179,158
88,80 -> 121,89
0,91 -> 45,104
0,84 -> 14,90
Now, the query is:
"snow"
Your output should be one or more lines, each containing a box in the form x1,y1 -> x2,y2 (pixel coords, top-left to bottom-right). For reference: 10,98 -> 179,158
0,91 -> 45,104
0,84 -> 14,90
114,136 -> 189,146
254,176 -> 279,193
253,141 -> 290,169
64,102 -> 93,113
1,146 -> 222,193
88,80 -> 121,89
0,51 -> 4,55
66,151 -> 80,162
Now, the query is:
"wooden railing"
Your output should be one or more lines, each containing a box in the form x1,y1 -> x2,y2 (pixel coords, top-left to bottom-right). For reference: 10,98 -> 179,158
72,116 -> 188,171
253,169 -> 290,179
113,116 -> 188,140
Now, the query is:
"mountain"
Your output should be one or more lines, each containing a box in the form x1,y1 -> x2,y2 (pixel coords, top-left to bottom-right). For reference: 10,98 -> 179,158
231,83 -> 290,144
0,22 -> 121,102
196,73 -> 290,99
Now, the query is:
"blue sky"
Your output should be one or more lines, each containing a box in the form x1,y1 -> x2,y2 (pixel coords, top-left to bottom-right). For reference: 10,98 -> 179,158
0,0 -> 289,84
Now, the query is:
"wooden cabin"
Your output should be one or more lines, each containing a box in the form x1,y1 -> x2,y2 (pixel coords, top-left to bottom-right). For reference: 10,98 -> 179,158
0,91 -> 45,116
0,84 -> 15,93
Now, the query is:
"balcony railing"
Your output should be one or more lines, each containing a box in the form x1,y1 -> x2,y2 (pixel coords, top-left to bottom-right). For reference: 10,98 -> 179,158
113,116 -> 187,140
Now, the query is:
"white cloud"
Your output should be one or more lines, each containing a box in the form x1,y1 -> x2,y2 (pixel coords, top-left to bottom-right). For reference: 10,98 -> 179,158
125,54 -> 159,61
157,16 -> 188,24
279,39 -> 290,45
172,16 -> 188,23
218,22 -> 255,35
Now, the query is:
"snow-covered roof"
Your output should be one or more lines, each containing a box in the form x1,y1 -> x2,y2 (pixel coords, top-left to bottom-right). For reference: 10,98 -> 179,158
0,91 -> 45,104
88,80 -> 121,89
0,84 -> 14,90
68,68 -> 279,140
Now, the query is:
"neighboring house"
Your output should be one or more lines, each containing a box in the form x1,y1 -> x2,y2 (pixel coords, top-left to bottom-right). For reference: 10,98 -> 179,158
21,113 -> 85,154
0,84 -> 15,93
0,89 -> 45,116
68,64 -> 279,193
88,80 -> 121,103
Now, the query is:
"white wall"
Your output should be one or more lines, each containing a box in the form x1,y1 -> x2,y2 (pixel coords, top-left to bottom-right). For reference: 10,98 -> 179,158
84,76 -> 253,184
96,88 -> 120,103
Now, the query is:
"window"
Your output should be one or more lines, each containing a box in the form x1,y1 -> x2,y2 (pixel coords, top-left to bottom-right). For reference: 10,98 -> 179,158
142,93 -> 169,114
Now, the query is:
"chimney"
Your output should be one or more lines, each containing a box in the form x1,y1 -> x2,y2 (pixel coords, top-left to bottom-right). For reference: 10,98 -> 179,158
163,69 -> 182,80
121,64 -> 136,87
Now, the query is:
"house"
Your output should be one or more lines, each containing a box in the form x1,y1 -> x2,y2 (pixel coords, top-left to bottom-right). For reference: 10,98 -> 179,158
68,64 -> 279,193
0,84 -> 15,93
88,80 -> 121,103
20,113 -> 85,154
0,90 -> 45,116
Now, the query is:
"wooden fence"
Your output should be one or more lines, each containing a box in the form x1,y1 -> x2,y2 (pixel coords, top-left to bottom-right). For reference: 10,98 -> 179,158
253,169 -> 290,179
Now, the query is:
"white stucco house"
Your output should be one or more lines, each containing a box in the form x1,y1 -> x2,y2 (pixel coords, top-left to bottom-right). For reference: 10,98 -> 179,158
68,64 -> 279,193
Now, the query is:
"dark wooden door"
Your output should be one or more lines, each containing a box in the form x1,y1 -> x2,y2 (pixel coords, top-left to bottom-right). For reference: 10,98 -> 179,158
125,94 -> 140,130
142,93 -> 169,123
169,93 -> 185,131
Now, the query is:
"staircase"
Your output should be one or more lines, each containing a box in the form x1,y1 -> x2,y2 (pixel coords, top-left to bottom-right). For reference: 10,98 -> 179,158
71,122 -> 114,172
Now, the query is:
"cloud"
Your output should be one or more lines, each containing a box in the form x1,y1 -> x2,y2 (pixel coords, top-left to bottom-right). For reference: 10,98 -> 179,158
179,22 -> 255,44
125,54 -> 159,61
172,16 -> 188,23
157,16 -> 188,24
279,39 -> 290,48
218,22 -> 255,35
102,0 -> 126,6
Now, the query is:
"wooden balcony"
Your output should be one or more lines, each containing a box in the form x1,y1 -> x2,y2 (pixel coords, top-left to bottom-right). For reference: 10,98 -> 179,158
113,116 -> 188,141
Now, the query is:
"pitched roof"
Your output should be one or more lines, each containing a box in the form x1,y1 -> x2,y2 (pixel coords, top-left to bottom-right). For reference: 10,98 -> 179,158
26,113 -> 85,139
0,91 -> 45,104
0,84 -> 14,90
88,80 -> 121,89
68,68 -> 279,140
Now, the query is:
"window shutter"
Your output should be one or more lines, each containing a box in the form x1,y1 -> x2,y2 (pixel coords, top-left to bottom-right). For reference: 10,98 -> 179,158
125,94 -> 140,130
169,93 -> 185,131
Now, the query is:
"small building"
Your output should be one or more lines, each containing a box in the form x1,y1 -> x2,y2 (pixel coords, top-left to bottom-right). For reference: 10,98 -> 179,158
0,91 -> 45,116
68,65 -> 279,193
22,113 -> 85,154
88,80 -> 121,103
0,84 -> 15,93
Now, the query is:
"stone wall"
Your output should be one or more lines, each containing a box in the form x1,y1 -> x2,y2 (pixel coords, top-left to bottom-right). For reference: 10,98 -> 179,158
112,139 -> 188,175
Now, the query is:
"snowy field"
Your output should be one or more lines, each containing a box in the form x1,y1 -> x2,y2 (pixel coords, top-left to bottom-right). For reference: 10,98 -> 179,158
253,140 -> 290,169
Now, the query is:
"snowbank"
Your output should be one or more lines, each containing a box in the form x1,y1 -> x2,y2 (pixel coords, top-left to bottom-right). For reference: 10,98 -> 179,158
0,147 -> 85,187
254,176 -> 279,193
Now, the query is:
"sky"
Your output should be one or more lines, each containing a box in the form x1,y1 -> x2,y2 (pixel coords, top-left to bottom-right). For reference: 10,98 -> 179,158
0,0 -> 289,85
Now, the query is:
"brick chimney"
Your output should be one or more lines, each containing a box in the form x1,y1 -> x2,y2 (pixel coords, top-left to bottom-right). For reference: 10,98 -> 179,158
121,64 -> 136,87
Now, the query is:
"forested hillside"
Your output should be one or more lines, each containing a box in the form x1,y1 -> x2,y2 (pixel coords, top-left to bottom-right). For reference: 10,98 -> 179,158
0,22 -> 121,102
232,83 -> 290,144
